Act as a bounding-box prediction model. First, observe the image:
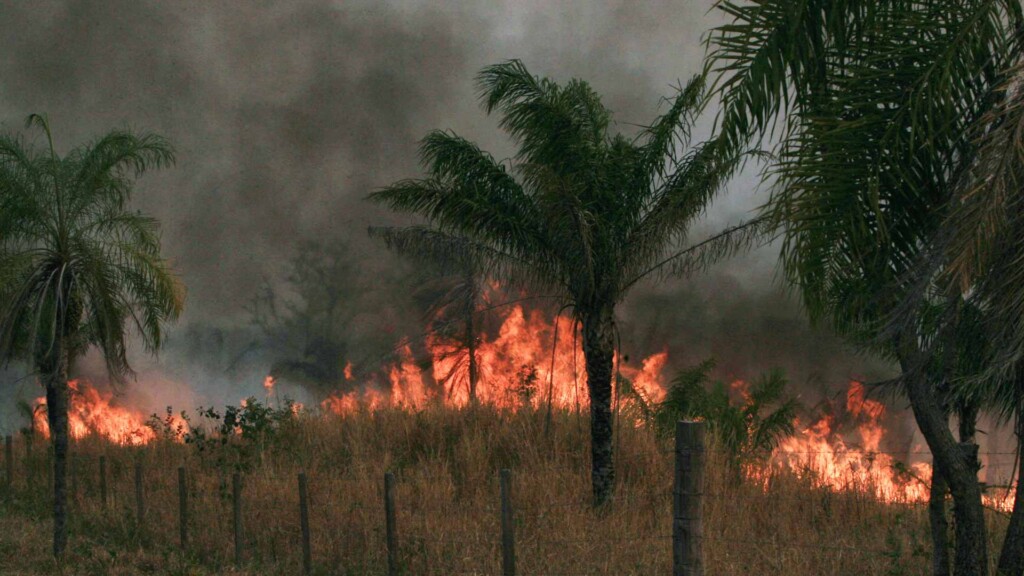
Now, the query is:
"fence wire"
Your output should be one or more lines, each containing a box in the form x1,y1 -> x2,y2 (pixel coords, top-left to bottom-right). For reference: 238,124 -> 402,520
2,433 -> 1017,575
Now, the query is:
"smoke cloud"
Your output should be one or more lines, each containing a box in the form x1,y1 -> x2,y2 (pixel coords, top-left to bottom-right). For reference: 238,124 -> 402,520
0,2 -> 902,436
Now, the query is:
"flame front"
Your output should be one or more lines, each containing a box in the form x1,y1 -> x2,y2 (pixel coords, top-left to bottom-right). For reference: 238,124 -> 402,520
321,305 -> 667,413
24,307 -> 1014,510
763,381 -> 1014,510
33,380 -> 167,446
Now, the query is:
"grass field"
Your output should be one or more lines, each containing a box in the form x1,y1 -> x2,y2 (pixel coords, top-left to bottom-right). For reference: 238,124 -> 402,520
0,405 -> 1010,575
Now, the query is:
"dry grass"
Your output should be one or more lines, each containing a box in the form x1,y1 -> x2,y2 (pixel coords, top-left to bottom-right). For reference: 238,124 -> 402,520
0,405 -> 1010,575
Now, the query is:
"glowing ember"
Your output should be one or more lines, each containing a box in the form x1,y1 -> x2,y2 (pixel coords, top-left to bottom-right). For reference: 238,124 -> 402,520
34,380 -> 167,446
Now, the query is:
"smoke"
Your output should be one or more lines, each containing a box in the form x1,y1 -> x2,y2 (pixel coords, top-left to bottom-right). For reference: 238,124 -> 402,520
0,0 -> 718,320
0,2 -> 907,436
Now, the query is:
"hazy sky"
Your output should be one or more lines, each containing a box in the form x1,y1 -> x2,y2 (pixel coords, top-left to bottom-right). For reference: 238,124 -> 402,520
0,1 -> 763,322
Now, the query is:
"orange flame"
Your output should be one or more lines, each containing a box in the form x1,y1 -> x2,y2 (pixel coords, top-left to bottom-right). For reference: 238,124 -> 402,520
321,305 -> 668,414
760,380 -> 1015,509
33,380 -> 178,446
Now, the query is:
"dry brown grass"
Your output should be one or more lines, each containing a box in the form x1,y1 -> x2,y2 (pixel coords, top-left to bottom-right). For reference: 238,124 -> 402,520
0,405 -> 1010,575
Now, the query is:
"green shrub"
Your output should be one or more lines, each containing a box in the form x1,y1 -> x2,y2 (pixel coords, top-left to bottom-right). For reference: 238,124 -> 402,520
626,359 -> 799,467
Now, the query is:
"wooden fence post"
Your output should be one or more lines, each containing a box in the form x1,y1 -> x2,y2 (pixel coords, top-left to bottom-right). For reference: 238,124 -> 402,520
99,456 -> 107,508
70,455 -> 77,502
385,471 -> 398,576
4,435 -> 12,493
500,468 -> 516,576
178,467 -> 188,549
233,472 -> 243,566
673,421 -> 705,576
24,434 -> 32,485
46,445 -> 53,493
299,472 -> 311,575
134,460 -> 145,528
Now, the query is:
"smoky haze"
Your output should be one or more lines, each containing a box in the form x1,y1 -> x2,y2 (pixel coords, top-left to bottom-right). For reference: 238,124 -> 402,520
0,0 -> 715,321
0,1 -> 899,436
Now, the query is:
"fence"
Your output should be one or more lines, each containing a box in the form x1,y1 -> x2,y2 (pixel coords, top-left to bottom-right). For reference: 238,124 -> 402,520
1,425 -> 1015,575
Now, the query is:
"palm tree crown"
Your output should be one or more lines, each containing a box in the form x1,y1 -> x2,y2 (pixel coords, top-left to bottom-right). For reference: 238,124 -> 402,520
371,60 -> 761,505
0,115 -> 183,377
372,60 -> 761,321
704,2 -> 1023,573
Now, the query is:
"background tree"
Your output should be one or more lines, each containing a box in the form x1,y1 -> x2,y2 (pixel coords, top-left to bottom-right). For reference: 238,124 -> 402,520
0,115 -> 182,556
250,237 -> 442,398
705,2 -> 1022,573
371,60 -> 766,505
250,240 -> 361,393
423,269 -> 482,403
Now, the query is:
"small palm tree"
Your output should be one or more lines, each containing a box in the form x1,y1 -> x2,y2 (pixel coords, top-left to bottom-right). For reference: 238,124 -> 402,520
370,228 -> 484,403
370,61 -> 766,505
0,115 -> 183,556
634,360 -> 798,470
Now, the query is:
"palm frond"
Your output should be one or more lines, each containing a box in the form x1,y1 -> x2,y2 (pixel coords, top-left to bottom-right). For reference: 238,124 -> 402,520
624,217 -> 774,291
373,61 -> 755,395
369,225 -> 566,301
0,117 -> 182,383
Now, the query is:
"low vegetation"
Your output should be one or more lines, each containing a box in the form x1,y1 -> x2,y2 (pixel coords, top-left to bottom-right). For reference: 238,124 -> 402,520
0,402 -> 1010,575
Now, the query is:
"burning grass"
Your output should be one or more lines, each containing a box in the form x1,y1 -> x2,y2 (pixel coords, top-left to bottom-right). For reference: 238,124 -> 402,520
0,404 -> 1013,575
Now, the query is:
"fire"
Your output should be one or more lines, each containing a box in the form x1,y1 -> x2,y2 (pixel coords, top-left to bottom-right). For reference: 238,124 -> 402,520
309,298 -> 1018,511
34,379 -> 165,446
763,381 -> 1015,510
766,382 -> 931,503
20,306 -> 1017,513
321,305 -> 668,414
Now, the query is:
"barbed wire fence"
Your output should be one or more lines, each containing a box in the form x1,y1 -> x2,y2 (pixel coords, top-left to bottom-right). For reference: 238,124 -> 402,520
1,428 -> 1017,575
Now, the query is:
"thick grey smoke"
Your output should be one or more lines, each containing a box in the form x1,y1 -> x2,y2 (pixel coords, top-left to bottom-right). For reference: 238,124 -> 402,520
0,1 -> 913,448
0,0 -> 718,323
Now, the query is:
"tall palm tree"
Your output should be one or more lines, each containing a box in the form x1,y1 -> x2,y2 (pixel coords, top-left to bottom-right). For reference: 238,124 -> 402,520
705,2 -> 1022,574
0,115 -> 183,556
370,61 -> 766,505
938,59 -> 1024,575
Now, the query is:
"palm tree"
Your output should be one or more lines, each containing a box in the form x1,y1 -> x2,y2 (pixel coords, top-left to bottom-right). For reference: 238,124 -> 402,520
420,267 -> 483,403
937,61 -> 1024,575
369,228 -> 484,403
704,2 -> 1022,574
0,115 -> 183,556
624,359 -> 798,475
370,60 -> 766,505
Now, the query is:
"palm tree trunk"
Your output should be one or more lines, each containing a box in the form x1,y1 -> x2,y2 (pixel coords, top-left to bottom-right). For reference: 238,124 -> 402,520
899,340 -> 987,576
997,415 -> 1024,576
406,334 -> 439,399
464,270 -> 478,404
44,344 -> 70,557
466,307 -> 478,404
930,467 -> 951,576
582,306 -> 615,507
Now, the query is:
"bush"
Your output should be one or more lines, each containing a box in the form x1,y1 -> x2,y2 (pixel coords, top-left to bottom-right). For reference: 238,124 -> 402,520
628,359 -> 799,468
